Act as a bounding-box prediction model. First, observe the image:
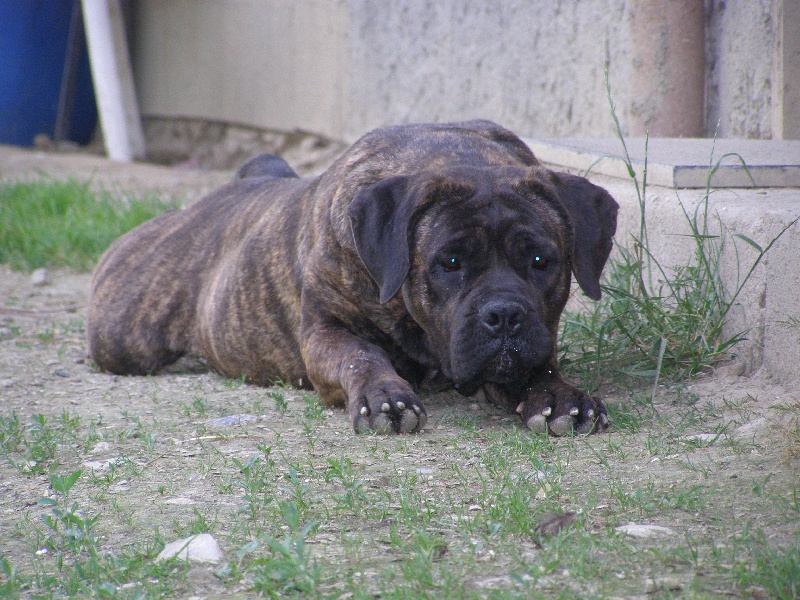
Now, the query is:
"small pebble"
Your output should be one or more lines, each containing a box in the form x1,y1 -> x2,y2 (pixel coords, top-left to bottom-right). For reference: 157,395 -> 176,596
156,533 -> 224,564
205,414 -> 257,427
31,268 -> 48,286
1,379 -> 14,388
165,497 -> 196,505
616,523 -> 676,538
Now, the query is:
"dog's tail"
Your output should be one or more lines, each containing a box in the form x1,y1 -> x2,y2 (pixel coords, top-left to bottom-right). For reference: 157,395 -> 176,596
235,153 -> 299,180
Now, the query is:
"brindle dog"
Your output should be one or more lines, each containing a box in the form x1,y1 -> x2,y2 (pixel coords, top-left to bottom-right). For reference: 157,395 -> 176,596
87,120 -> 618,435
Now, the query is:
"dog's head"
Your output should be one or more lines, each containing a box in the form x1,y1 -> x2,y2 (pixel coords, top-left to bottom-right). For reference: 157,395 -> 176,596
348,165 -> 618,395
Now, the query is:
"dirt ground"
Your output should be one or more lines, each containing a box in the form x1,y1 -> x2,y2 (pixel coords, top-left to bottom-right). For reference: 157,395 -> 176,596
1,148 -> 798,598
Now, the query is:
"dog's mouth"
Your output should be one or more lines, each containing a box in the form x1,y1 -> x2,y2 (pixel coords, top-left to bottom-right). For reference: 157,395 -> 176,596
450,336 -> 551,396
448,309 -> 553,397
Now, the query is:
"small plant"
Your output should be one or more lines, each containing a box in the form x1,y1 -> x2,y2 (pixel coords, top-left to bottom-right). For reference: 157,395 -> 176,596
250,501 -> 321,597
39,470 -> 100,556
323,456 -> 367,509
299,393 -> 325,449
0,555 -> 25,596
270,390 -> 289,414
174,507 -> 217,536
233,453 -> 276,520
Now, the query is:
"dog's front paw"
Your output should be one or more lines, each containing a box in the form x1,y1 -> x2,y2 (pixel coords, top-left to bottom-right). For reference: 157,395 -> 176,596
349,381 -> 427,434
518,382 -> 608,436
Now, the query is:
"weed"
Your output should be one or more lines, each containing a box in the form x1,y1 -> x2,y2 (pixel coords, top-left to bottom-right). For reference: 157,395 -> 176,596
222,373 -> 248,389
324,456 -> 368,509
0,555 -> 25,596
733,532 -> 800,599
174,507 -> 217,536
222,499 -> 322,597
233,453 -> 276,520
559,68 -> 799,397
39,470 -> 100,556
270,390 -> 289,413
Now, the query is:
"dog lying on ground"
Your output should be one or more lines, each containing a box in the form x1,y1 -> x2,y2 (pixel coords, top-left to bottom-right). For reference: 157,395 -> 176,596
87,120 -> 618,435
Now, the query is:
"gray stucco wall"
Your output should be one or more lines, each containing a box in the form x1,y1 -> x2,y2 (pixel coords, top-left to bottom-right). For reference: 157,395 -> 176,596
130,0 -> 790,141
706,0 -> 780,138
343,0 -> 630,140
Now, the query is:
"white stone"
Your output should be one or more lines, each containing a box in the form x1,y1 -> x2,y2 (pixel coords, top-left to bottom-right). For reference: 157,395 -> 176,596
165,497 -> 196,505
616,523 -> 676,538
31,268 -> 48,286
156,533 -> 224,564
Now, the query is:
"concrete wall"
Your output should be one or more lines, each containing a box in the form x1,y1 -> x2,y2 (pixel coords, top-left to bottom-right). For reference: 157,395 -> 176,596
129,0 -> 349,137
129,0 -> 797,142
706,0 -> 780,138
343,0 -> 630,140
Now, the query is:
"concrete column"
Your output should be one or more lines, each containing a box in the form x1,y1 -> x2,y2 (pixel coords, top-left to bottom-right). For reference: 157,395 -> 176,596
775,0 -> 800,139
628,0 -> 705,137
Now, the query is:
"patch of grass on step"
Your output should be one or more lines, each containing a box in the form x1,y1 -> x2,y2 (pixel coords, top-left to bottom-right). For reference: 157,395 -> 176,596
0,179 -> 178,272
559,68 -> 799,396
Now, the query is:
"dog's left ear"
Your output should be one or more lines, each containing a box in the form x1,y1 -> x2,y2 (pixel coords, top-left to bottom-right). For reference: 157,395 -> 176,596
553,173 -> 619,301
348,176 -> 418,303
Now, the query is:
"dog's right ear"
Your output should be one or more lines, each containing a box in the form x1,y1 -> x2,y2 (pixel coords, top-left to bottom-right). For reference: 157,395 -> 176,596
348,176 -> 416,304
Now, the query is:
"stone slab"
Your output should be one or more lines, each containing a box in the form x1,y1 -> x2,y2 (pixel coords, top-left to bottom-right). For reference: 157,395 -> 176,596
524,137 -> 800,188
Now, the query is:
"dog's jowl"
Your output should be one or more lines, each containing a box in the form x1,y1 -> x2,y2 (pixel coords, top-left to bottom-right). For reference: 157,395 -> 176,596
87,120 -> 618,435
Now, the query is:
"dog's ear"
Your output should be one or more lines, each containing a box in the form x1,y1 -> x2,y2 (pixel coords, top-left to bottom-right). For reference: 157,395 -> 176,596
348,176 -> 418,303
553,173 -> 619,301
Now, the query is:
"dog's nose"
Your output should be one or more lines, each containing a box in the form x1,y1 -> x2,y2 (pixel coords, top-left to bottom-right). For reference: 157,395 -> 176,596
479,300 -> 525,338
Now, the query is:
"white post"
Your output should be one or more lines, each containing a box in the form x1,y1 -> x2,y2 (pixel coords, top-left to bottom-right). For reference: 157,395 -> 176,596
81,0 -> 145,161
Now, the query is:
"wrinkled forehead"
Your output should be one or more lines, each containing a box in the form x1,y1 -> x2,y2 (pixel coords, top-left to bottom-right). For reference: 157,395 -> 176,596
413,168 -> 568,248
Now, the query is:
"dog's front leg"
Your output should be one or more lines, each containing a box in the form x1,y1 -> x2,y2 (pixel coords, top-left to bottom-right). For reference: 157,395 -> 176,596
301,323 -> 427,434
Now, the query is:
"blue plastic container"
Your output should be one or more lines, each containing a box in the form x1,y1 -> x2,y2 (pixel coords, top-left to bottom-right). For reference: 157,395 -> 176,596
0,0 -> 97,146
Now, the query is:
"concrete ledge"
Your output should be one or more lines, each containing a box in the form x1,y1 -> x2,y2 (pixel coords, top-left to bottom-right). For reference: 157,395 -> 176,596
525,137 -> 800,188
528,138 -> 800,385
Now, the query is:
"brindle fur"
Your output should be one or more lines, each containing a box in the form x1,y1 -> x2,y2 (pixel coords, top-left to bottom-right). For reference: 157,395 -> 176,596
87,120 -> 618,435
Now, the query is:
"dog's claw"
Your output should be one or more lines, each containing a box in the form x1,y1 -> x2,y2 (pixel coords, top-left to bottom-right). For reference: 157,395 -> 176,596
516,402 -> 525,414
381,402 -> 390,413
360,406 -> 369,417
541,406 -> 552,417
569,407 -> 579,417
396,401 -> 405,410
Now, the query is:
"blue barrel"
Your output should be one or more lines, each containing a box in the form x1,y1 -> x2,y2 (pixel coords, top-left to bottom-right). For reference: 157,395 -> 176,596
0,0 -> 97,146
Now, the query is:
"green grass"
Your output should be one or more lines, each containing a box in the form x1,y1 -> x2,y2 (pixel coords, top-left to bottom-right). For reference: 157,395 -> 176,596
0,179 -> 178,272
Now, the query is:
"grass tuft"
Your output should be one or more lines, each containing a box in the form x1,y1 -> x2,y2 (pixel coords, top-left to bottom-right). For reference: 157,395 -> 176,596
0,179 -> 178,272
559,68 -> 799,395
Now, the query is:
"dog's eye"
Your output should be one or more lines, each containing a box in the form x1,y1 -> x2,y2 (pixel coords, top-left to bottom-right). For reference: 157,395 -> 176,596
443,256 -> 462,272
531,255 -> 548,270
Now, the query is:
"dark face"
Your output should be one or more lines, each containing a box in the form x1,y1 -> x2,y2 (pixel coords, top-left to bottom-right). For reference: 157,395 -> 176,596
403,175 -> 572,396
